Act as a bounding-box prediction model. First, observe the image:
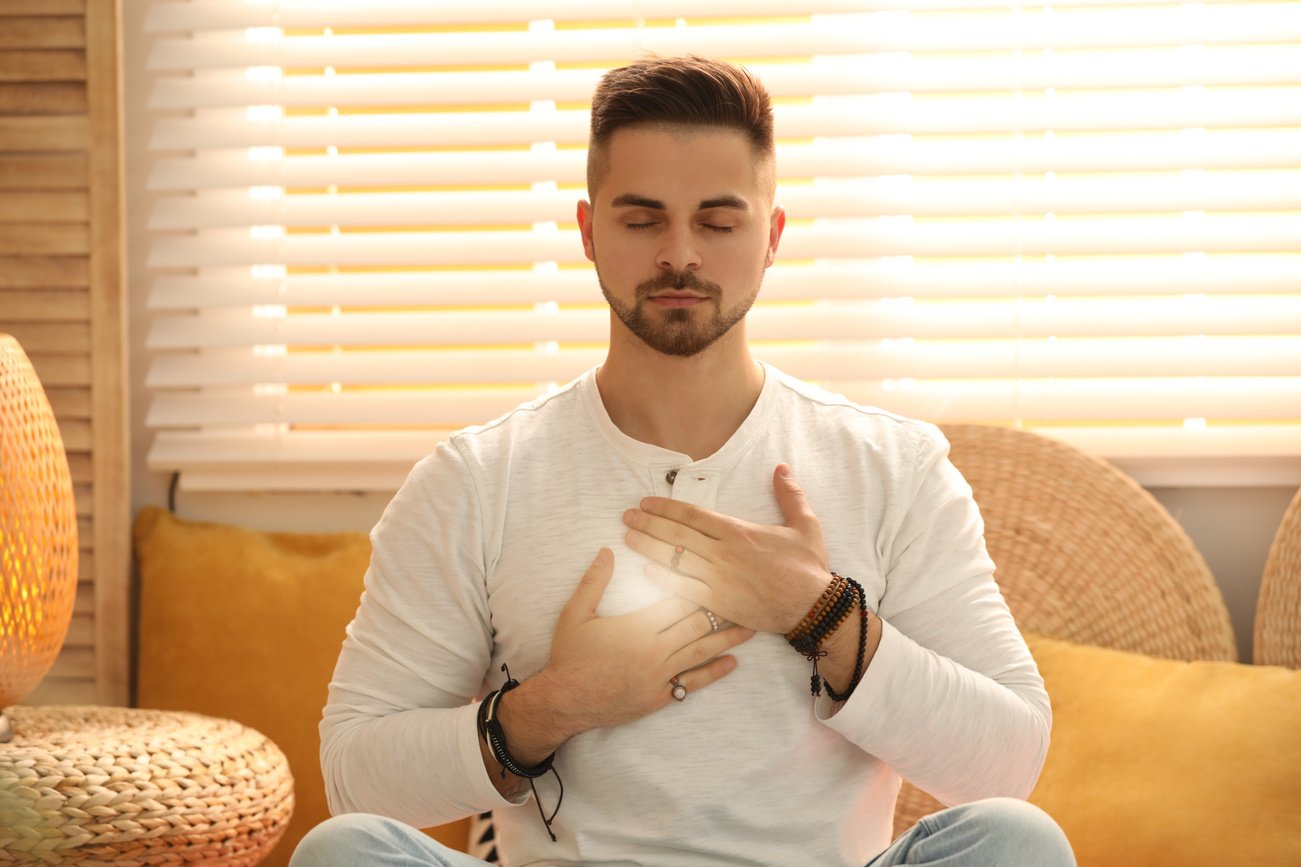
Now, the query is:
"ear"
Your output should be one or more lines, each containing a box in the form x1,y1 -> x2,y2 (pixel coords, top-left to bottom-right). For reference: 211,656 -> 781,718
764,205 -> 786,268
577,199 -> 597,263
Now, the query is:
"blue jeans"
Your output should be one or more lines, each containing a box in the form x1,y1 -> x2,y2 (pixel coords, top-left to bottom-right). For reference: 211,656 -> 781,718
289,798 -> 1075,866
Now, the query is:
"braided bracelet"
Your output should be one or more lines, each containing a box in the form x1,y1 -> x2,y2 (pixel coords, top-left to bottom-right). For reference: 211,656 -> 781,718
476,664 -> 564,841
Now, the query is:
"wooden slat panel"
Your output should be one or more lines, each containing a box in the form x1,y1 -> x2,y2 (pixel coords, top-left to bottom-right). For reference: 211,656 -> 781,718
0,50 -> 86,82
64,612 -> 93,648
59,417 -> 90,452
0,223 -> 87,254
67,450 -> 92,483
77,547 -> 92,582
1,321 -> 91,351
0,115 -> 87,151
0,1 -> 86,16
49,385 -> 92,417
0,17 -> 86,50
24,675 -> 97,707
0,256 -> 88,287
28,352 -> 90,386
0,191 -> 88,222
0,288 -> 89,319
43,646 -> 95,680
0,82 -> 86,114
85,0 -> 128,708
76,517 -> 90,547
74,579 -> 92,614
0,155 -> 87,190
72,481 -> 91,515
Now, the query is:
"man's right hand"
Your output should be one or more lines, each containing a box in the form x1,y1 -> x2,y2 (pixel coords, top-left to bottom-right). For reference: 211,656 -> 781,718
485,547 -> 753,787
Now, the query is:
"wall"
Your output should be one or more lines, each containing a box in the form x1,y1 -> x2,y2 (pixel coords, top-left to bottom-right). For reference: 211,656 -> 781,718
121,2 -> 1292,666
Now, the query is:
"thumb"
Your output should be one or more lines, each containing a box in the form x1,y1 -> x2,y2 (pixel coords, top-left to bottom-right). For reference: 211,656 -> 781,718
561,547 -> 614,622
773,463 -> 813,524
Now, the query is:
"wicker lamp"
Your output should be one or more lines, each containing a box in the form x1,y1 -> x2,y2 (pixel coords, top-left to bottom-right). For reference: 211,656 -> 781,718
0,334 -> 78,743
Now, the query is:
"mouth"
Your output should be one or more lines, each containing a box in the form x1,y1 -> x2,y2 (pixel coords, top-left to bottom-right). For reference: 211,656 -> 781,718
649,294 -> 708,307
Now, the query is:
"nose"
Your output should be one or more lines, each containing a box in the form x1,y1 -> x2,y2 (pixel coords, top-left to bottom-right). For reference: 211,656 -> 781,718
656,224 -> 702,273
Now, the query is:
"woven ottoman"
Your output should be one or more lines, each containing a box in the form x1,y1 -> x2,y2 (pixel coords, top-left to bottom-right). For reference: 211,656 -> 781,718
0,706 -> 294,864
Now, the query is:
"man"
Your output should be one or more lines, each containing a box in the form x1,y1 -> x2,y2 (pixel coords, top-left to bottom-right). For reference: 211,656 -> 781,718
291,56 -> 1074,867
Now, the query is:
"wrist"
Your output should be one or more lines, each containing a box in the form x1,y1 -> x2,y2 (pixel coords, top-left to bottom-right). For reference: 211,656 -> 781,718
493,669 -> 586,765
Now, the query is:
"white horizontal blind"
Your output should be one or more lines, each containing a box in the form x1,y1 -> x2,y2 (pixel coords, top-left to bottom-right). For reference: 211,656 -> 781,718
142,0 -> 1301,492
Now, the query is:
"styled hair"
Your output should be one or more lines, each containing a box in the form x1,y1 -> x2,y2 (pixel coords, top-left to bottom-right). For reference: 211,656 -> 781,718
586,55 -> 774,196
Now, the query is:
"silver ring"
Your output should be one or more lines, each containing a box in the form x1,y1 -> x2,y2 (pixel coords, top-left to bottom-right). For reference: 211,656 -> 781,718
670,676 -> 687,702
703,609 -> 720,632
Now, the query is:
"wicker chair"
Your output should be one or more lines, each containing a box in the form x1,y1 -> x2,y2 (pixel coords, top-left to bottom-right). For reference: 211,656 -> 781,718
1255,487 -> 1301,669
891,423 -> 1238,838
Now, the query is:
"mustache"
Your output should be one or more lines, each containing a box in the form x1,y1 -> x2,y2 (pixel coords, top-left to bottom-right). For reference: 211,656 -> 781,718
635,271 -> 721,299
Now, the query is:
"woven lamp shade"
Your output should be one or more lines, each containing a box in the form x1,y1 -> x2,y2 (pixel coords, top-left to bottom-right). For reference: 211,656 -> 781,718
0,334 -> 78,737
1256,487 -> 1301,669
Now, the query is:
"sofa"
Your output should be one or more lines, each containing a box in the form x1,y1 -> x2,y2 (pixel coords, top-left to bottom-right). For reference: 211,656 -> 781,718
132,425 -> 1301,867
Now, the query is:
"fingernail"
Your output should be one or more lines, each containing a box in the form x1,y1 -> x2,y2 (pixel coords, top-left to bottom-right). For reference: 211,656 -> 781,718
779,465 -> 792,478
623,509 -> 638,525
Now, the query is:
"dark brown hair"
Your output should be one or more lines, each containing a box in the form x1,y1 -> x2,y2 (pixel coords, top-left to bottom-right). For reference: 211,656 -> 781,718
586,55 -> 774,196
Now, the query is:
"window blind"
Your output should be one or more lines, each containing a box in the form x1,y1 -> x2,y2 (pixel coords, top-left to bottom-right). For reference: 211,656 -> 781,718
141,0 -> 1301,492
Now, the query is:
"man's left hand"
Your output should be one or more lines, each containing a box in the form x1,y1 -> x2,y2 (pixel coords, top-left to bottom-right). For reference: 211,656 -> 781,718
622,463 -> 832,635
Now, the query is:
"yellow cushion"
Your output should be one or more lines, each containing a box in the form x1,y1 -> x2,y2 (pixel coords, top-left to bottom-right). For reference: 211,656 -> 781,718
133,507 -> 471,866
1025,633 -> 1301,867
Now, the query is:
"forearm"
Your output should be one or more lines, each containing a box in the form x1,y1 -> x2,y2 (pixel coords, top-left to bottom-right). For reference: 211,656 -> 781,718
480,669 -> 590,799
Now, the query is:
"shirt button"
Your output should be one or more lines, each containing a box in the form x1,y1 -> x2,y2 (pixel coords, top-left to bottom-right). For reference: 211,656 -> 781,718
666,469 -> 678,484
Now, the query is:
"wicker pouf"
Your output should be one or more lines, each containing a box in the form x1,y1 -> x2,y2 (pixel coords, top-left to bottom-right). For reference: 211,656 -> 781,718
0,706 -> 294,865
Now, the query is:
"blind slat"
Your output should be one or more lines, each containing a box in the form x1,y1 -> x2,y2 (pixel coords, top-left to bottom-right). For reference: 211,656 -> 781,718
146,216 -> 1301,268
148,94 -> 1301,150
145,296 -> 1301,348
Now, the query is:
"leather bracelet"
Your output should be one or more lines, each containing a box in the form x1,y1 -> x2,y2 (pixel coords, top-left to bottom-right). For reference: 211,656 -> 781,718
477,680 -> 554,779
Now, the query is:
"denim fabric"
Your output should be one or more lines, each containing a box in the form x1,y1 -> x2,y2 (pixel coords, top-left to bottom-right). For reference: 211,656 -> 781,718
291,798 -> 1074,867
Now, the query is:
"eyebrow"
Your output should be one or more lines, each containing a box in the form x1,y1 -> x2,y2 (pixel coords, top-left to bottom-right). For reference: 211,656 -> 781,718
609,193 -> 749,211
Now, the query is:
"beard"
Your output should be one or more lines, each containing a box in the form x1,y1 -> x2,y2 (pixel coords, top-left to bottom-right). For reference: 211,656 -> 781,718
597,265 -> 761,358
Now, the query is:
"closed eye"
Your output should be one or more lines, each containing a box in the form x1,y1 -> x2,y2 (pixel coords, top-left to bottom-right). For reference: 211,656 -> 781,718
626,222 -> 658,231
702,224 -> 734,234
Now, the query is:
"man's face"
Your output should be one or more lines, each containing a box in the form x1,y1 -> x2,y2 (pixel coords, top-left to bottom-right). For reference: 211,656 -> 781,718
578,125 -> 784,358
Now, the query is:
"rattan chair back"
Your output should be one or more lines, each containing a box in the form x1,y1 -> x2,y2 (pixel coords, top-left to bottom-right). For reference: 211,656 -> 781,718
1255,487 -> 1301,669
892,423 -> 1236,838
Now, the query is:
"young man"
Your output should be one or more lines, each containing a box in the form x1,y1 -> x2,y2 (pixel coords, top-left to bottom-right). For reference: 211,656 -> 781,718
291,57 -> 1074,867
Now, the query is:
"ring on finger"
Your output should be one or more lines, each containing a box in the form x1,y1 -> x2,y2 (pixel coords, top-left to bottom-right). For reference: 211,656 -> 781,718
670,675 -> 687,702
670,545 -> 685,571
703,609 -> 720,632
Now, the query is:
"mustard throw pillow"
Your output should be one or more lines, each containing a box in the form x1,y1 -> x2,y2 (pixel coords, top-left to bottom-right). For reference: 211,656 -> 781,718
133,507 -> 470,866
1024,633 -> 1301,867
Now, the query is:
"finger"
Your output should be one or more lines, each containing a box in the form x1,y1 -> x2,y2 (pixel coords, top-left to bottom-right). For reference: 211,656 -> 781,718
636,497 -> 730,541
624,526 -> 712,579
664,655 -> 738,704
644,561 -> 713,608
623,508 -> 717,559
666,628 -> 754,684
559,547 -> 614,623
659,607 -> 727,646
773,463 -> 816,529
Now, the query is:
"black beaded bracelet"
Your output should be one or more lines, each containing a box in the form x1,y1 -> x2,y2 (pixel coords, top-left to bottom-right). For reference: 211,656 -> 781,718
824,576 -> 870,703
476,664 -> 563,841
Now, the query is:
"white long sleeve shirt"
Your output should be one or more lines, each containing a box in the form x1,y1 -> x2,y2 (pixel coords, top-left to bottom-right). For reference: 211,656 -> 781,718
321,362 -> 1050,867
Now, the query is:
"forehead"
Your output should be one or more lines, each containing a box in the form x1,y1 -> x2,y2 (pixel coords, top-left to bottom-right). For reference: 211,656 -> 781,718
596,124 -> 769,207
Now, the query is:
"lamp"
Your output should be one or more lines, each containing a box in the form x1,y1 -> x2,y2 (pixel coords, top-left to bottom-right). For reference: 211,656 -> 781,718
0,334 -> 78,743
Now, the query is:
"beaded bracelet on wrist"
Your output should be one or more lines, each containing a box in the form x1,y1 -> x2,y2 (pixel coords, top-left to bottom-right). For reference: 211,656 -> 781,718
785,573 -> 848,643
824,576 -> 871,703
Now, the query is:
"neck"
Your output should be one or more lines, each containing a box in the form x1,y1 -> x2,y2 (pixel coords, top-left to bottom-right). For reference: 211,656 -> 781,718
595,320 -> 765,462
